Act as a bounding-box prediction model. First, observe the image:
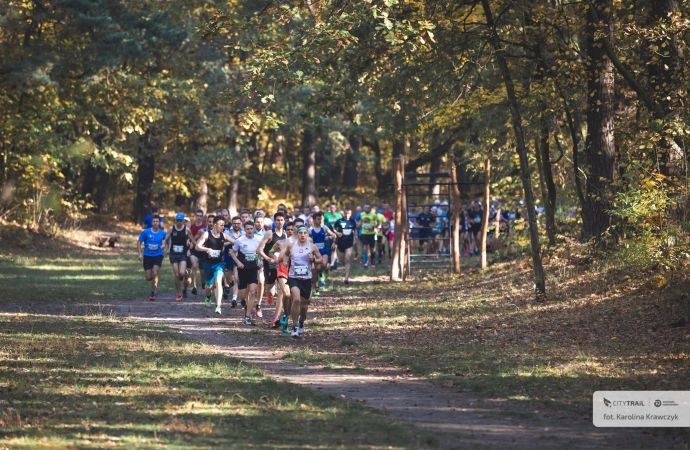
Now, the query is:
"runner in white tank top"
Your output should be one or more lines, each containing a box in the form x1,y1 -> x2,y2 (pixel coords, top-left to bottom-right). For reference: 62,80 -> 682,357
282,225 -> 322,339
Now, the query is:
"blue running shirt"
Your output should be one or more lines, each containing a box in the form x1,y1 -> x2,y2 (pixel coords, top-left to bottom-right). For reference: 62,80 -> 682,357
139,228 -> 166,256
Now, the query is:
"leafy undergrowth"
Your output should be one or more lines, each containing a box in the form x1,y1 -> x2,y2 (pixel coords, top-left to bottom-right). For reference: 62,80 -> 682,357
274,247 -> 690,417
0,313 -> 436,449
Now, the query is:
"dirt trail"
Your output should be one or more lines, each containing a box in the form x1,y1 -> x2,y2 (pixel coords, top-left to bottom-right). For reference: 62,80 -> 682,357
24,290 -> 669,450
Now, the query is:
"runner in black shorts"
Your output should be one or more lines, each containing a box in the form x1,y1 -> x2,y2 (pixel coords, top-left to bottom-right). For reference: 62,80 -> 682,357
230,220 -> 264,326
257,211 -> 288,328
164,213 -> 196,301
333,208 -> 357,284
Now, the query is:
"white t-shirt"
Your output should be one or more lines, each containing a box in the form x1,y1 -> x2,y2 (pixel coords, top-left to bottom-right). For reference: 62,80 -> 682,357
232,235 -> 263,260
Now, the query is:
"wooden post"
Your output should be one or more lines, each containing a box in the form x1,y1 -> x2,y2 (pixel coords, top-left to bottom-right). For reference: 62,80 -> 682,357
480,157 -> 491,269
449,155 -> 461,274
391,156 -> 406,281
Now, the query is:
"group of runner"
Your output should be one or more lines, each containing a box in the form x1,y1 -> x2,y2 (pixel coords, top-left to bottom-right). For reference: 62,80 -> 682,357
136,202 -> 388,338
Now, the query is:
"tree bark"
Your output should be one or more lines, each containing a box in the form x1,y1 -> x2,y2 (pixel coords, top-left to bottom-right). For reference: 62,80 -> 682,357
270,135 -> 284,166
429,156 -> 442,197
481,0 -> 546,301
228,172 -> 239,217
343,134 -> 360,191
583,0 -> 616,240
134,128 -> 156,224
390,156 -> 406,281
301,128 -> 317,207
197,178 -> 208,213
480,157 -> 491,270
449,155 -> 461,274
538,114 -> 557,245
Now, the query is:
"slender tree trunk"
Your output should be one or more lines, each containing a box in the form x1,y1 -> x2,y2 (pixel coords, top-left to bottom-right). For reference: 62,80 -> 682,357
134,129 -> 156,224
228,172 -> 239,216
343,134 -> 360,191
536,114 -> 557,245
270,135 -> 284,166
583,0 -> 616,240
364,138 -> 385,195
391,156 -> 406,281
429,156 -> 442,197
197,178 -> 208,213
481,0 -> 546,301
480,157 -> 491,269
301,129 -> 316,207
93,170 -> 110,213
449,155 -> 461,274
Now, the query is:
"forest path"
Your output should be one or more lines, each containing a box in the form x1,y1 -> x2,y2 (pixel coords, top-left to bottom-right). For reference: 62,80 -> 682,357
71,289 -> 675,450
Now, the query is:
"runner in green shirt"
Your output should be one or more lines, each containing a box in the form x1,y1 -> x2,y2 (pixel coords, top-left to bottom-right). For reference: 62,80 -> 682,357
356,205 -> 380,268
324,202 -> 343,270
373,205 -> 389,266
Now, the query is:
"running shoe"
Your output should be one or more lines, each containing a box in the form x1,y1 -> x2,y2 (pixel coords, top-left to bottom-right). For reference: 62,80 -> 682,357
319,279 -> 326,288
240,298 -> 246,307
279,312 -> 288,325
360,259 -> 364,265
205,297 -> 212,308
186,277 -> 192,286
271,317 -> 281,329
175,295 -> 183,302
291,327 -> 301,339
244,316 -> 255,326
255,305 -> 263,318
370,263 -> 376,268
231,299 -> 237,308
149,294 -> 155,301
313,289 -> 320,297
344,277 -> 349,284
223,288 -> 229,300
192,287 -> 198,295
282,321 -> 290,333
266,292 -> 274,304
354,254 -> 359,261
215,306 -> 222,315
332,260 -> 339,270
298,325 -> 305,336
363,263 -> 368,268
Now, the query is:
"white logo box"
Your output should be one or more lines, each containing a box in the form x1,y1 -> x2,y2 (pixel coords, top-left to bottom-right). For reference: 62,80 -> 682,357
593,391 -> 690,427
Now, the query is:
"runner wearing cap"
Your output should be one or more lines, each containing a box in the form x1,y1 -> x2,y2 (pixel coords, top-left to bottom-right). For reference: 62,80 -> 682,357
282,225 -> 323,338
164,213 -> 197,301
137,215 -> 166,301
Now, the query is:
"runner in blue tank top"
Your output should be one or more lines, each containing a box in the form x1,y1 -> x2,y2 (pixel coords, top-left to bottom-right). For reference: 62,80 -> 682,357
310,211 -> 338,296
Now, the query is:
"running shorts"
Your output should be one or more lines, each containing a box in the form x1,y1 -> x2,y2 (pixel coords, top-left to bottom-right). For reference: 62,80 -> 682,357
191,249 -> 205,262
287,277 -> 312,300
224,261 -> 236,272
203,262 -> 225,287
359,234 -> 375,247
418,229 -> 432,241
143,255 -> 163,271
169,254 -> 186,264
388,231 -> 395,242
263,264 -> 278,285
277,261 -> 289,279
470,224 -> 482,235
237,268 -> 259,289
337,240 -> 354,253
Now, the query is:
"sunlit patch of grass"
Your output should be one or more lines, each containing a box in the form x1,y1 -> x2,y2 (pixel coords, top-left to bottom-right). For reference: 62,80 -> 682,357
0,314 -> 436,448
0,254 -> 173,303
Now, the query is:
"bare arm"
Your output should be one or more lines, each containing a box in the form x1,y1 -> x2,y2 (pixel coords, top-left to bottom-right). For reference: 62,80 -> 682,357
230,248 -> 243,268
310,244 -> 323,266
137,240 -> 143,261
195,232 -> 209,253
186,227 -> 197,248
257,231 -> 274,261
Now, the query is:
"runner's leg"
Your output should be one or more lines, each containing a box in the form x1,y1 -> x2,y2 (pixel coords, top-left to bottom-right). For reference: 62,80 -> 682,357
172,262 -> 182,296
190,255 -> 199,292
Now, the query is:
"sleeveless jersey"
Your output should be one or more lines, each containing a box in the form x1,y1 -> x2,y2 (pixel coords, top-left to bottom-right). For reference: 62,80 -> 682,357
311,227 -> 328,255
288,241 -> 313,279
264,228 -> 287,269
170,225 -> 189,255
205,231 -> 226,264
191,222 -> 205,238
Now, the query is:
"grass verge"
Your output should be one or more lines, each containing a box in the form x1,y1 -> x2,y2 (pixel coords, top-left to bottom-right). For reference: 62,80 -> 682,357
0,313 -> 437,448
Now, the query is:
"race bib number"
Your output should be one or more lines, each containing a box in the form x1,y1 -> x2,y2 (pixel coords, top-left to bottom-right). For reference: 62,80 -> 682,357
147,244 -> 159,251
172,245 -> 184,253
363,224 -> 372,230
293,266 -> 309,276
474,217 -> 481,223
342,229 -> 352,236
382,223 -> 390,230
315,242 -> 325,250
209,249 -> 221,258
274,252 -> 280,259
243,252 -> 256,260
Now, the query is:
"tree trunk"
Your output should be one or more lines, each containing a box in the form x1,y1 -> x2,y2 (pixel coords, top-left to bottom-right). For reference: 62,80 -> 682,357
429,156 -> 442,197
481,0 -> 546,301
228,171 -> 239,217
270,134 -> 285,166
364,138 -> 386,195
197,178 -> 208,213
93,169 -> 110,214
391,156 -> 406,281
301,129 -> 316,207
449,155 -> 461,274
343,134 -> 360,191
134,129 -> 156,224
537,114 -> 557,245
583,0 -> 615,240
480,157 -> 491,270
